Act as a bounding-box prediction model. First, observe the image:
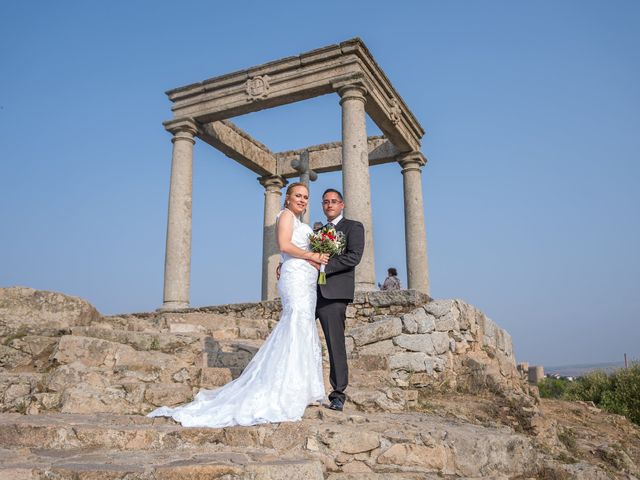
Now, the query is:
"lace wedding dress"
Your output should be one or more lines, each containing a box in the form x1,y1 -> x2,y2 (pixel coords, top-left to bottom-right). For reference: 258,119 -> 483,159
148,211 -> 325,427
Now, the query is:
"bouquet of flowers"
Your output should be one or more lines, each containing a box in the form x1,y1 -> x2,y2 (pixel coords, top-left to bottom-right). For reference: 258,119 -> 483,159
308,226 -> 346,284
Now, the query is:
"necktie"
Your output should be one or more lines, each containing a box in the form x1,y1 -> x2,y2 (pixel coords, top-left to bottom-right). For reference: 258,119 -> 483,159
326,222 -> 334,229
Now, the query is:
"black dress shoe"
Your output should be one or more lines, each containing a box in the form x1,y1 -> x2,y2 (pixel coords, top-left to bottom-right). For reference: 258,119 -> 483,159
327,398 -> 344,411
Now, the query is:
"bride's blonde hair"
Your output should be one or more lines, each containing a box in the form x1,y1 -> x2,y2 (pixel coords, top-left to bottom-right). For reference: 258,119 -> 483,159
284,182 -> 308,208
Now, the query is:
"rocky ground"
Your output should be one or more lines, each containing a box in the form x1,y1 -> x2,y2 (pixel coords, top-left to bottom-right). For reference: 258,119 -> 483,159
0,287 -> 638,479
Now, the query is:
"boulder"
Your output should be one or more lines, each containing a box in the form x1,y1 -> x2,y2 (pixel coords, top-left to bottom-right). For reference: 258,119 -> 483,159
393,332 -> 450,355
347,317 -> 402,347
388,352 -> 441,373
400,308 -> 435,334
424,299 -> 456,318
0,287 -> 100,336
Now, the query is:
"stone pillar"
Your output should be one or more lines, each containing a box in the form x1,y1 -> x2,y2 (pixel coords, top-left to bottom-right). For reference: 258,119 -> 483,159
259,175 -> 287,301
398,152 -> 430,295
338,83 -> 376,291
161,119 -> 198,310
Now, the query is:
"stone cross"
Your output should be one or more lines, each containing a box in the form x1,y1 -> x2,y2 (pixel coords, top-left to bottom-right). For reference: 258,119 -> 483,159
291,150 -> 317,224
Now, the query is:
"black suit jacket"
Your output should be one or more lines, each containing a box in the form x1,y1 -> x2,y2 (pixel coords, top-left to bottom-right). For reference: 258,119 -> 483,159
318,218 -> 365,301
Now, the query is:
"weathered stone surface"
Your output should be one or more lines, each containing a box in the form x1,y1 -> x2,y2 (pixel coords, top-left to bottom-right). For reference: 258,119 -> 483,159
434,307 -> 459,331
377,443 -> 447,470
389,352 -> 433,372
341,460 -> 372,472
327,474 -> 438,480
445,424 -> 539,477
456,301 -> 476,331
200,367 -> 233,388
348,389 -> 406,412
2,382 -> 32,406
5,335 -> 58,358
144,383 -> 193,407
366,290 -> 430,308
0,285 -> 633,479
52,335 -> 190,376
424,299 -> 456,318
345,336 -> 355,356
154,463 -> 244,479
0,287 -> 100,336
401,312 -> 418,334
347,317 -> 402,346
60,385 -> 141,414
401,308 -> 435,334
357,339 -> 399,356
0,345 -> 30,369
393,332 -> 450,355
351,355 -> 388,371
245,460 -> 325,479
320,429 -> 380,454
71,326 -> 199,354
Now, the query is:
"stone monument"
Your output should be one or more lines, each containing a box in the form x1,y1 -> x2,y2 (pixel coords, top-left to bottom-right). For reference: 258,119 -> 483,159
160,38 -> 429,310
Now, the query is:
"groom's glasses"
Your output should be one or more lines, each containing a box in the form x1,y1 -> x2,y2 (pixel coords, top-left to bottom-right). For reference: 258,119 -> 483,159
322,199 -> 342,205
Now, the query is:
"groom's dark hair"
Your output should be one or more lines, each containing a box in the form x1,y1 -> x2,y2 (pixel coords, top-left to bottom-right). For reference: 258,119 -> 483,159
322,188 -> 343,201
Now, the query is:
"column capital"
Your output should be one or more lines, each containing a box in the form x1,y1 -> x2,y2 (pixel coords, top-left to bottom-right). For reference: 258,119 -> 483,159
258,174 -> 287,193
163,118 -> 200,140
397,151 -> 427,173
335,78 -> 369,106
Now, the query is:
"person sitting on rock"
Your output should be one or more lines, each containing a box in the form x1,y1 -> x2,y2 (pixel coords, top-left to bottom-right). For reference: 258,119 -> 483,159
379,267 -> 401,291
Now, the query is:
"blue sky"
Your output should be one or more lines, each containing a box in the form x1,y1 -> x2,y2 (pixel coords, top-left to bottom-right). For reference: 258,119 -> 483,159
1,1 -> 638,366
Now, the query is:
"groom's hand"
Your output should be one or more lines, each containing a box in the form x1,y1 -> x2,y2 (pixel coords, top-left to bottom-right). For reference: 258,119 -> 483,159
306,260 -> 321,270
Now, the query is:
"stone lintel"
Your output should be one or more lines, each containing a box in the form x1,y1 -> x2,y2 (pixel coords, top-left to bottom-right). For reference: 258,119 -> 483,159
165,38 -> 423,154
198,120 -> 276,176
275,136 -> 401,178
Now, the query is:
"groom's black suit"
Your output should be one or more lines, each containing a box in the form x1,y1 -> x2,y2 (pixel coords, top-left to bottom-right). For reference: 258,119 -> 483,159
316,217 -> 365,404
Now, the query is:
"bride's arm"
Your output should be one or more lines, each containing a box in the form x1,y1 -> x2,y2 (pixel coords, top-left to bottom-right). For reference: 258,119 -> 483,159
277,210 -> 328,264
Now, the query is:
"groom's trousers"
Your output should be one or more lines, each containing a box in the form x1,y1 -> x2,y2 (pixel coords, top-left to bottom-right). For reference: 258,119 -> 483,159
316,296 -> 349,403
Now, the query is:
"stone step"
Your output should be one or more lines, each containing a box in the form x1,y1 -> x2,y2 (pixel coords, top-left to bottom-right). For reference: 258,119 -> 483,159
0,409 -> 544,478
105,312 -> 273,338
70,326 -> 200,355
0,446 -> 324,479
51,335 -> 195,374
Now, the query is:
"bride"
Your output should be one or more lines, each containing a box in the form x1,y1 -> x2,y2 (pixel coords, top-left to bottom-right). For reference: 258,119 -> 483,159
148,182 -> 329,427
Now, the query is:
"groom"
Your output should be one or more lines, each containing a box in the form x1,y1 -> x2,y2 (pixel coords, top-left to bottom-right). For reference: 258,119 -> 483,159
314,188 -> 365,411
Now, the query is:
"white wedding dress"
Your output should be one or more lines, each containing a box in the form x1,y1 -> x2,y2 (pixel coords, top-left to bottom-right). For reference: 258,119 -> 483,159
148,211 -> 325,427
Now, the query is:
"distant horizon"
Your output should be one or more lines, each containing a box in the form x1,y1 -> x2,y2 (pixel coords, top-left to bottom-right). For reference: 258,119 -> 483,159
544,359 -> 638,378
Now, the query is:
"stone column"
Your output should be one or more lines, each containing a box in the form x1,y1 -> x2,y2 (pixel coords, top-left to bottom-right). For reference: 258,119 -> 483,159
259,175 -> 287,301
398,152 -> 430,295
161,119 -> 198,311
338,83 -> 376,291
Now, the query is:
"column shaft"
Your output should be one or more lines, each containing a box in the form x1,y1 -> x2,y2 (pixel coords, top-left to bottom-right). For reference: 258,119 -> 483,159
161,121 -> 197,310
339,85 -> 376,291
259,175 -> 287,300
399,153 -> 430,295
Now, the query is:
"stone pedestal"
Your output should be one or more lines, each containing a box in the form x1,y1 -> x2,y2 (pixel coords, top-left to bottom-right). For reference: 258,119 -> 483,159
161,120 -> 198,311
339,84 -> 376,291
398,152 -> 430,295
259,175 -> 287,300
